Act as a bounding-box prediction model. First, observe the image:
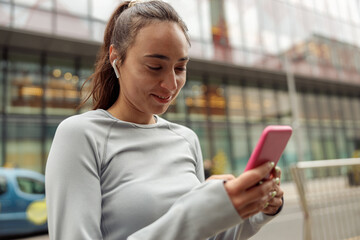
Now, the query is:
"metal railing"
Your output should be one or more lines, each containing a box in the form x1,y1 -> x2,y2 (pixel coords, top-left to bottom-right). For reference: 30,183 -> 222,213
291,158 -> 360,240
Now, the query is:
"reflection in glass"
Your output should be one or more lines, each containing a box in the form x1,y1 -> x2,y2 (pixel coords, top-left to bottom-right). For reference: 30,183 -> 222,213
230,124 -> 248,174
79,61 -> 94,113
45,123 -> 58,163
259,85 -> 278,124
56,0 -> 88,16
303,92 -> 319,125
244,84 -> 261,123
0,3 -> 11,27
336,128 -> 348,158
329,95 -> 342,126
224,0 -> 243,49
45,57 -> 78,115
14,6 -> 52,33
7,52 -> 42,114
317,93 -> 331,125
190,121 -> 210,162
0,48 -> 2,113
0,119 -> 2,166
241,0 -> 260,51
56,14 -> 90,39
351,97 -> 360,124
227,84 -> 245,122
167,0 -> 201,40
309,127 -> 324,160
92,21 -> 106,42
17,177 -> 45,194
211,122 -> 232,175
91,0 -> 118,21
184,78 -> 207,120
208,80 -> 226,121
5,121 -> 42,172
14,0 -> 52,10
249,124 -> 264,158
165,90 -> 187,123
323,127 -> 336,160
340,96 -> 354,126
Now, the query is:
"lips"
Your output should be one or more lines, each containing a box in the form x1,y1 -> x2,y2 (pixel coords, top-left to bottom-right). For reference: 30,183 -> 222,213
151,94 -> 172,103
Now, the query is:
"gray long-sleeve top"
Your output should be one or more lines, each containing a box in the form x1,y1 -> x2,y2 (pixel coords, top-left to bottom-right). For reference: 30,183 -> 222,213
45,109 -> 277,240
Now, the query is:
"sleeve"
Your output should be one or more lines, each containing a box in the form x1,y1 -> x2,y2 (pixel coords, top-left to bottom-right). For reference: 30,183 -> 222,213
45,117 -> 103,240
127,134 -> 279,240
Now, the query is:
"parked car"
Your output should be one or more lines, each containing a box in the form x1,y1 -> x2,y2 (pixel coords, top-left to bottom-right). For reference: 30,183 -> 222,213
0,167 -> 48,237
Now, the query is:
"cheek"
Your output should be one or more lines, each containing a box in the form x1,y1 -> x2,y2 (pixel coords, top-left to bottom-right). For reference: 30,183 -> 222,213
177,76 -> 186,89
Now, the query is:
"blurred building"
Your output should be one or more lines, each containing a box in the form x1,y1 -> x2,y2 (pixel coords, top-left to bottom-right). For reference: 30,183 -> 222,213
0,0 -> 359,180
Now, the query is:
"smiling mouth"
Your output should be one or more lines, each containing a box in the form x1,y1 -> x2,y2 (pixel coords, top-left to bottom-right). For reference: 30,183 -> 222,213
151,94 -> 172,102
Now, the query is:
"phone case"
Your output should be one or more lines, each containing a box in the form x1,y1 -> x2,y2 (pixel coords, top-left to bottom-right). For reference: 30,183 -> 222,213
244,125 -> 292,172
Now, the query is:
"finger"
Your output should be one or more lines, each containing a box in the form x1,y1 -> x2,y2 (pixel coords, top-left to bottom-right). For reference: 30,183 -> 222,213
275,166 -> 282,179
237,198 -> 268,219
262,197 -> 284,215
231,181 -> 274,209
232,162 -> 274,191
206,174 -> 235,181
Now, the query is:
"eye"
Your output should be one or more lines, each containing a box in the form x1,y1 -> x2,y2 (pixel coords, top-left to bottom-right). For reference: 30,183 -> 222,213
147,65 -> 162,71
175,66 -> 187,72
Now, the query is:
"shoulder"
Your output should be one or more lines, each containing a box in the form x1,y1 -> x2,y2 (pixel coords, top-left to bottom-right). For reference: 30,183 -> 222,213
55,109 -> 116,140
159,117 -> 199,145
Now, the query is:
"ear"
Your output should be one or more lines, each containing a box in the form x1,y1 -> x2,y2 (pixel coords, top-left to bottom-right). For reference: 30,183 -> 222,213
109,44 -> 118,64
109,45 -> 120,78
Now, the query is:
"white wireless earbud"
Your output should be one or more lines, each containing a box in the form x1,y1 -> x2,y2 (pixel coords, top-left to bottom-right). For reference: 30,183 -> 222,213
112,59 -> 120,78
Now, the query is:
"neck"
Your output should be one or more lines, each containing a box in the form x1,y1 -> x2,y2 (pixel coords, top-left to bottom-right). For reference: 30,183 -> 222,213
107,101 -> 156,125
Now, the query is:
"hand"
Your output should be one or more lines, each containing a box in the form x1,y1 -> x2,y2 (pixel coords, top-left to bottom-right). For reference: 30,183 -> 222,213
224,162 -> 278,219
261,166 -> 284,215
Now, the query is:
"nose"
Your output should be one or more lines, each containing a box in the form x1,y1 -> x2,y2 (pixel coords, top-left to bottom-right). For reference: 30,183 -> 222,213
160,70 -> 177,91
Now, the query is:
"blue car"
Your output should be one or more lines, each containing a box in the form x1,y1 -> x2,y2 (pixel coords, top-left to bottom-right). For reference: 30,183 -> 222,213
0,167 -> 48,237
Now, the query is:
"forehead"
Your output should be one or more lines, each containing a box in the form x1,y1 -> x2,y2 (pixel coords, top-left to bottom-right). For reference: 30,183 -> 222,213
129,21 -> 189,58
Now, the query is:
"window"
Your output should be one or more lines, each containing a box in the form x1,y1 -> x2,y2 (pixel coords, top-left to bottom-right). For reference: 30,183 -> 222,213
7,51 -> 42,114
45,56 -> 78,115
184,78 -> 207,120
227,84 -> 245,123
56,14 -> 90,39
230,124 -> 248,174
16,177 -> 45,194
0,176 -> 7,195
14,0 -> 52,10
56,0 -> 88,16
0,3 -> 11,27
244,83 -> 262,123
14,5 -> 52,34
259,85 -> 278,124
5,121 -> 42,172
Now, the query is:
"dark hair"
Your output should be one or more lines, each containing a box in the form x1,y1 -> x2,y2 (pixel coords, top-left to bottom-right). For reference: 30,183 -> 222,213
80,0 -> 190,110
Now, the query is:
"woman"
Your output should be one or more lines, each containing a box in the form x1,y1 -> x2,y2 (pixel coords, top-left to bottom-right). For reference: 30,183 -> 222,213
45,1 -> 284,239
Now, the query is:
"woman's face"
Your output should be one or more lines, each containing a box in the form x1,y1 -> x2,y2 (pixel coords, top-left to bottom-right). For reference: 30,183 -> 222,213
115,21 -> 189,123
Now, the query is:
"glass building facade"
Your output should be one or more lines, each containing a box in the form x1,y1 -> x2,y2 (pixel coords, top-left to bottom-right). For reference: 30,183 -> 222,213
0,0 -> 360,181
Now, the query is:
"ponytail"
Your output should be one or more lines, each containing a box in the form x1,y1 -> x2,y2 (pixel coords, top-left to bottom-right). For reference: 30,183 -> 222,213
80,2 -> 130,110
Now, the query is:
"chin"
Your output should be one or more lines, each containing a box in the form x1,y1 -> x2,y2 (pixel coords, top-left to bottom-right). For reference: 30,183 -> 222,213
153,106 -> 169,115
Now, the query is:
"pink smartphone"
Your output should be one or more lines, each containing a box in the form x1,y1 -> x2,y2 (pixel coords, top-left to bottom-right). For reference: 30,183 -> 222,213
244,125 -> 292,172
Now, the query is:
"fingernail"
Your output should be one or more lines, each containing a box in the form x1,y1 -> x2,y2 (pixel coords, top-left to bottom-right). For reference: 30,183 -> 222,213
268,162 -> 275,168
273,177 -> 280,185
275,166 -> 281,172
270,191 -> 277,198
264,202 -> 269,208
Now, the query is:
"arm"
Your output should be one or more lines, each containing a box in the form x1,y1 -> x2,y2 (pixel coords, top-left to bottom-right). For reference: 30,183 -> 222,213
45,118 -> 103,240
128,137 -> 281,240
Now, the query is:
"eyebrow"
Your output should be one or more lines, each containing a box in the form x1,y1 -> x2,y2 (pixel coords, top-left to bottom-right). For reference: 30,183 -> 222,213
144,54 -> 190,62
